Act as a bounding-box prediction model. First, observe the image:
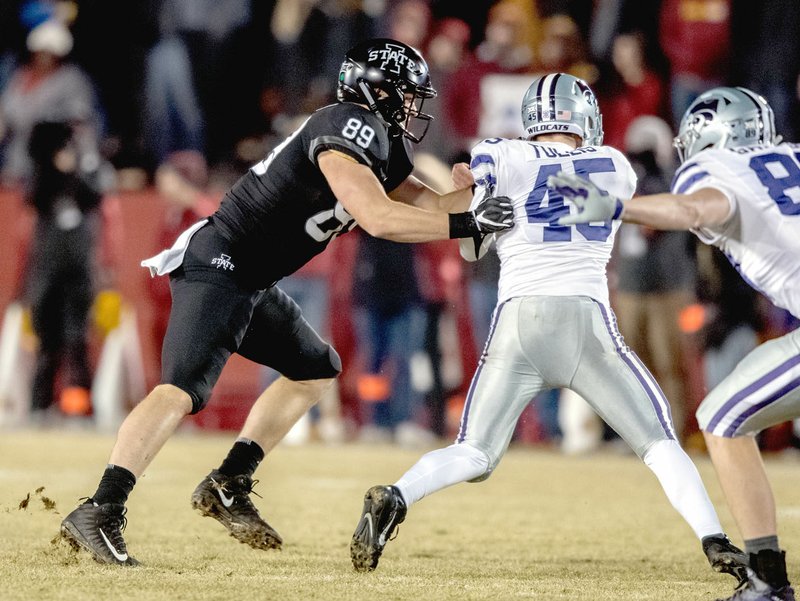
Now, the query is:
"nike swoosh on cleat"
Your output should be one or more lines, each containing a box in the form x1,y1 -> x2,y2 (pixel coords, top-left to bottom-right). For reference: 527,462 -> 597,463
363,513 -> 373,540
99,528 -> 129,562
218,489 -> 235,508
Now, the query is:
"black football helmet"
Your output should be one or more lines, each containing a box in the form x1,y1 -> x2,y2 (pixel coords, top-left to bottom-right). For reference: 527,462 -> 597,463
337,38 -> 436,143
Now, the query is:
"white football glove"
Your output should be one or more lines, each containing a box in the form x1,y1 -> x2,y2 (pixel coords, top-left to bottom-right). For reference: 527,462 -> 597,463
547,172 -> 625,226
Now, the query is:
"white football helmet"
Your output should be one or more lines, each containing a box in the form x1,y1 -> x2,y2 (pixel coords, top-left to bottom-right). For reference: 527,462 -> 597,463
521,73 -> 603,146
674,86 -> 778,163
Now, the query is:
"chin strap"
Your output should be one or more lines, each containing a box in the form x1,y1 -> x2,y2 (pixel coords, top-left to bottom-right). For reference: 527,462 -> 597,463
357,80 -> 379,114
357,80 -> 393,130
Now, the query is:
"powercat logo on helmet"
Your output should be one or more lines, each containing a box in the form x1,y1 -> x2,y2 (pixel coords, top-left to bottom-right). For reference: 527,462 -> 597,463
368,44 -> 418,75
689,97 -> 727,124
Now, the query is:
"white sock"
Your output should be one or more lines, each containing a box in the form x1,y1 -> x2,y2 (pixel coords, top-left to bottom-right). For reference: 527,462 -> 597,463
395,443 -> 490,506
643,439 -> 723,539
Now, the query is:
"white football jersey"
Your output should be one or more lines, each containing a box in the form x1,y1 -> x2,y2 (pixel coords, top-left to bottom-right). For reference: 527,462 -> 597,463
671,142 -> 800,317
469,138 -> 637,304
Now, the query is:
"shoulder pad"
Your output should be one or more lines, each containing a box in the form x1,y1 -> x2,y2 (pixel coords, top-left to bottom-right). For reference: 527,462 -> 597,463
307,103 -> 390,167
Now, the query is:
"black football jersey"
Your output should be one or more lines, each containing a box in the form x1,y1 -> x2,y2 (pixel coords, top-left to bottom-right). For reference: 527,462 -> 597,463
213,102 -> 414,287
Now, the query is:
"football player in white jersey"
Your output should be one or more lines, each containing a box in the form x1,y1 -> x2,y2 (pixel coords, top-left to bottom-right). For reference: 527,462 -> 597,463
349,73 -> 747,595
549,86 -> 797,601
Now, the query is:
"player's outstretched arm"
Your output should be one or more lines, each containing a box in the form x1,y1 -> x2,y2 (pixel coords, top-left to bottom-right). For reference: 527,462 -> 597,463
389,174 -> 473,213
548,171 -> 732,231
318,151 -> 513,242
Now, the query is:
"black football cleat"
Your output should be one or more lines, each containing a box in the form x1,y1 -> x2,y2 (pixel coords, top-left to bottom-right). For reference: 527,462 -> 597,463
190,469 -> 282,550
704,535 -> 750,586
60,500 -> 139,566
351,485 -> 407,572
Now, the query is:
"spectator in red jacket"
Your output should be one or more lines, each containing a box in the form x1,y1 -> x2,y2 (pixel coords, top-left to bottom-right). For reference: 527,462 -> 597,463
444,0 -> 538,152
601,31 -> 668,151
659,0 -> 731,127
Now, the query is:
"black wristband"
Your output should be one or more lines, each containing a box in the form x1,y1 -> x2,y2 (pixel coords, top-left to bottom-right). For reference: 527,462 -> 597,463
448,212 -> 479,239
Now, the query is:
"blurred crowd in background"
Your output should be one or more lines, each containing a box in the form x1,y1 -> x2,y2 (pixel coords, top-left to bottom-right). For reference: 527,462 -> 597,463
1,0 -> 799,453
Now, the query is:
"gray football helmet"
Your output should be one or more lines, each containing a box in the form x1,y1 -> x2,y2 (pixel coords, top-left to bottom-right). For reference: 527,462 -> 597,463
674,86 -> 778,163
521,73 -> 603,146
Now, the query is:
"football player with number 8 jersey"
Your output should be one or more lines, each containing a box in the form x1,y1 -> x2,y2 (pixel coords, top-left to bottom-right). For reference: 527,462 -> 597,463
59,38 -> 514,566
350,73 -> 748,597
550,86 -> 797,601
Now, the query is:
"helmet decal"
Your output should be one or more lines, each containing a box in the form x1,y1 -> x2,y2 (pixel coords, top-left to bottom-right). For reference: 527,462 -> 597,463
368,43 -> 420,76
691,97 -> 728,115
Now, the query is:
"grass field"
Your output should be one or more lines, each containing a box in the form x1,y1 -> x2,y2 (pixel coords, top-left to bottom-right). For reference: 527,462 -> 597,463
2,429 -> 799,601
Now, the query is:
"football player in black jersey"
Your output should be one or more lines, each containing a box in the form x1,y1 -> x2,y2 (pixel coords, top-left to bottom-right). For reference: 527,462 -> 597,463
60,38 -> 514,565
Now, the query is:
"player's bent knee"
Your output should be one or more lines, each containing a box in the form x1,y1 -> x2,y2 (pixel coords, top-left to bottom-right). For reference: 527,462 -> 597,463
283,344 -> 342,381
449,442 -> 492,483
283,376 -> 337,409
155,379 -> 209,415
636,435 -> 675,460
148,384 -> 193,414
286,375 -> 336,394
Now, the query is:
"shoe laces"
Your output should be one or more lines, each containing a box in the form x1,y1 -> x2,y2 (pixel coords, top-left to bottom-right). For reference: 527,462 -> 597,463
211,475 -> 263,517
82,497 -> 129,551
211,474 -> 261,496
233,476 -> 263,500
79,497 -> 127,529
